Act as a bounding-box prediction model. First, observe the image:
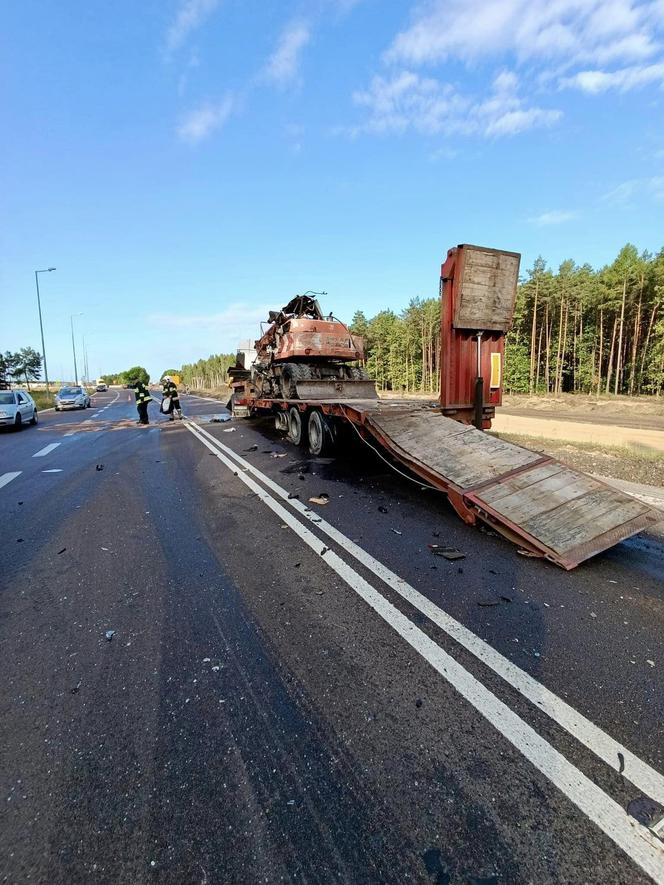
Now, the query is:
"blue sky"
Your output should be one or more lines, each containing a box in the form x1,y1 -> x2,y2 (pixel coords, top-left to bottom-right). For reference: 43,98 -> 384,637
2,0 -> 663,381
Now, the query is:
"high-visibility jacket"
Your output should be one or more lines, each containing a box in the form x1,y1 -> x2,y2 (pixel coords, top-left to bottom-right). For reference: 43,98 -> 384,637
134,382 -> 152,404
162,380 -> 180,402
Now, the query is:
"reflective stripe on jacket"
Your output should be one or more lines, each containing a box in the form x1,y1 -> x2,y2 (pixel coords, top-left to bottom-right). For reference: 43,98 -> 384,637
134,382 -> 153,404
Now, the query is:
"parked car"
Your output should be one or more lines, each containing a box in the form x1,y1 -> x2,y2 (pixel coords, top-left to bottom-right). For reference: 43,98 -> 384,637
0,389 -> 38,430
54,386 -> 91,411
96,382 -> 108,392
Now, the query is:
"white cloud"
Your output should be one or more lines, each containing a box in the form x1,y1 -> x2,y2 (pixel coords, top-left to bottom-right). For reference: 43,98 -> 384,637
562,59 -> 664,91
529,209 -> 577,225
349,68 -> 561,138
177,95 -> 233,143
603,176 -> 664,202
166,0 -> 220,52
385,0 -> 662,68
264,22 -> 311,86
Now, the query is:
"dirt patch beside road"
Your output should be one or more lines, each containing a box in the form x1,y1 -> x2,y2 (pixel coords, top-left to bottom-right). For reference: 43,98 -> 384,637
491,431 -> 664,487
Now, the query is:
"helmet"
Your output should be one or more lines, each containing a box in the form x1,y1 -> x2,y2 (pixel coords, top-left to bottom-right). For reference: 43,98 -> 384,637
164,375 -> 172,382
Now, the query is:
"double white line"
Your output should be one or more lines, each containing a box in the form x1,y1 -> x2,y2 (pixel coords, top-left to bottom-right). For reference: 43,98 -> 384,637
184,418 -> 664,882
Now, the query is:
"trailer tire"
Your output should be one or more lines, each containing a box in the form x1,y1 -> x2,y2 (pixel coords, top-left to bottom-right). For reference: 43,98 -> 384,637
308,409 -> 335,456
288,406 -> 306,446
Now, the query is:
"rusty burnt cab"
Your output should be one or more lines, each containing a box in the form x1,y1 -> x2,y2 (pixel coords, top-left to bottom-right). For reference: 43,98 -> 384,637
439,244 -> 520,430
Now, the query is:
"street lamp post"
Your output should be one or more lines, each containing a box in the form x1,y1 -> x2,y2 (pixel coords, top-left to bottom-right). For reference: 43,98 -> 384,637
34,267 -> 56,392
70,313 -> 83,385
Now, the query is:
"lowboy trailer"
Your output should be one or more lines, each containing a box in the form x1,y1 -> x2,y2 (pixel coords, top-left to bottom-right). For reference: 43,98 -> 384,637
230,244 -> 660,570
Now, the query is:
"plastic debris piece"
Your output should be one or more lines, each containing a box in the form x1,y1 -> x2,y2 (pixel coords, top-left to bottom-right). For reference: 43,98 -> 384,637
647,659 -> 655,667
287,493 -> 299,500
209,414 -> 231,423
105,630 -> 115,641
101,547 -> 109,551
211,665 -> 220,672
627,796 -> 664,828
57,547 -> 67,555
271,452 -> 287,458
222,427 -> 236,433
478,598 -> 500,607
391,528 -> 402,535
202,657 -> 211,663
244,444 -> 258,452
96,464 -> 104,471
320,546 -> 329,556
428,545 -> 465,561
309,496 -> 329,506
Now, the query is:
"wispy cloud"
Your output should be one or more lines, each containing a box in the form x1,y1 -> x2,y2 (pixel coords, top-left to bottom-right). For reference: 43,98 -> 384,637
146,301 -> 273,348
603,176 -> 664,203
264,21 -> 311,86
348,68 -> 561,138
177,95 -> 234,143
529,209 -> 577,225
166,0 -> 220,53
561,60 -> 664,92
385,0 -> 661,68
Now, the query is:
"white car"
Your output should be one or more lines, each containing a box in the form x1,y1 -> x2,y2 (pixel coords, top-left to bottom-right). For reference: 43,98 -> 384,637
54,386 -> 91,411
0,389 -> 38,430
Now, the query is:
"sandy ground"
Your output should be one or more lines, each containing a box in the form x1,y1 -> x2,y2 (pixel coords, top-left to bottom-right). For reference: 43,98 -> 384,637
491,412 -> 664,453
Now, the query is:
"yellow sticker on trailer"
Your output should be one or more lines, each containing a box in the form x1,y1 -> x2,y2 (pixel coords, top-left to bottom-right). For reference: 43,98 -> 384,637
490,353 -> 501,389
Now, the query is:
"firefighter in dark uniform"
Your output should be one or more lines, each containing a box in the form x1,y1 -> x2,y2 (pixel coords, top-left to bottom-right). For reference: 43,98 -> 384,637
131,378 -> 153,424
161,375 -> 182,421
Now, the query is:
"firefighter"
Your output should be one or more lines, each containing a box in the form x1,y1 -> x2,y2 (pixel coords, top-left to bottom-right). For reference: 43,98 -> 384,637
131,378 -> 153,425
161,375 -> 182,421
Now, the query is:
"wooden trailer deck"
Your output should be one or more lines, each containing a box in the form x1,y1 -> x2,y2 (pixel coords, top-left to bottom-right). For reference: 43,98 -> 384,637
308,398 -> 659,569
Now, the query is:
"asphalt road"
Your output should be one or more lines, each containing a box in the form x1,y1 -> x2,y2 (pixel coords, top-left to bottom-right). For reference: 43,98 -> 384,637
1,389 -> 663,884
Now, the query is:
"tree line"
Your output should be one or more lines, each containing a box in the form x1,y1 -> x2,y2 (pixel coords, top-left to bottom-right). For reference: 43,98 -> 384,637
179,354 -> 235,389
348,243 -> 664,396
0,348 -> 43,388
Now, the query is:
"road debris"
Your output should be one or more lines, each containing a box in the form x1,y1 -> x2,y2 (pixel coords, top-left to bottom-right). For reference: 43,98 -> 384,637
222,427 -> 236,433
378,506 -> 388,513
647,659 -> 655,667
71,680 -> 82,694
57,547 -> 67,555
517,548 -> 540,558
309,495 -> 329,506
105,630 -> 115,641
244,445 -> 258,452
287,492 -> 299,499
209,414 -> 231,423
428,545 -> 465,561
96,464 -> 104,471
391,528 -> 402,535
16,538 -> 23,543
271,452 -> 287,458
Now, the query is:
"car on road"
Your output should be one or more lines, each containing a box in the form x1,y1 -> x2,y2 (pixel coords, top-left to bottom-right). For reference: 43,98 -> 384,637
54,386 -> 91,411
95,382 -> 108,392
0,389 -> 38,430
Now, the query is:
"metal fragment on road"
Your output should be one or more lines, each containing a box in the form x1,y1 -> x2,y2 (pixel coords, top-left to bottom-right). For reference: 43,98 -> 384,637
209,414 -> 231,422
428,545 -> 465,560
105,630 -> 115,641
309,496 -> 329,505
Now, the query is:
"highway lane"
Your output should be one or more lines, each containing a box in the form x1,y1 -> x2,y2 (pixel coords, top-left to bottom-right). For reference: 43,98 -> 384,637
1,393 -> 663,884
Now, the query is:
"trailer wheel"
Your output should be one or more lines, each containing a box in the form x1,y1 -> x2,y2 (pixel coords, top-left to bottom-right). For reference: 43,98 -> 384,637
288,406 -> 306,446
308,409 -> 335,456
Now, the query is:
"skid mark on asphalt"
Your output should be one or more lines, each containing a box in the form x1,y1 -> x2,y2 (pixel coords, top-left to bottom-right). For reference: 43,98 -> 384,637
183,419 -> 664,883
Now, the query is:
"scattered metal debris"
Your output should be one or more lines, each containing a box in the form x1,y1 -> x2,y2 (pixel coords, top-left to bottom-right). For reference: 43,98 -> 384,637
105,630 -> 115,641
209,414 -> 231,423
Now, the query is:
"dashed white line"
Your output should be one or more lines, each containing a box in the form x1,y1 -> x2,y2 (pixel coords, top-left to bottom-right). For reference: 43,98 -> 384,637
33,443 -> 61,458
0,471 -> 21,489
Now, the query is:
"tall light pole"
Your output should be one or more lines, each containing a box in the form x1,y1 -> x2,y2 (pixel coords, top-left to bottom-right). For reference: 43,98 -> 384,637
70,313 -> 83,385
34,267 -> 56,392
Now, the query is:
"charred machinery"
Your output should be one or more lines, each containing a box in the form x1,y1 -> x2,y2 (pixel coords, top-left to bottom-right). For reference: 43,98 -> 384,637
249,294 -> 376,400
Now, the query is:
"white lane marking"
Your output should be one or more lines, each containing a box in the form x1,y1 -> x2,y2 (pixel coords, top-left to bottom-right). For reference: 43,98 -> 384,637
0,471 -> 21,489
42,469 -> 63,473
189,421 -> 664,806
184,420 -> 664,882
33,443 -> 61,458
92,413 -> 101,418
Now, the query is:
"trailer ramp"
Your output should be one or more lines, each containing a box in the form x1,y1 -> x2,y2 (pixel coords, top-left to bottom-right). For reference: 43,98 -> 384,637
340,402 -> 659,569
